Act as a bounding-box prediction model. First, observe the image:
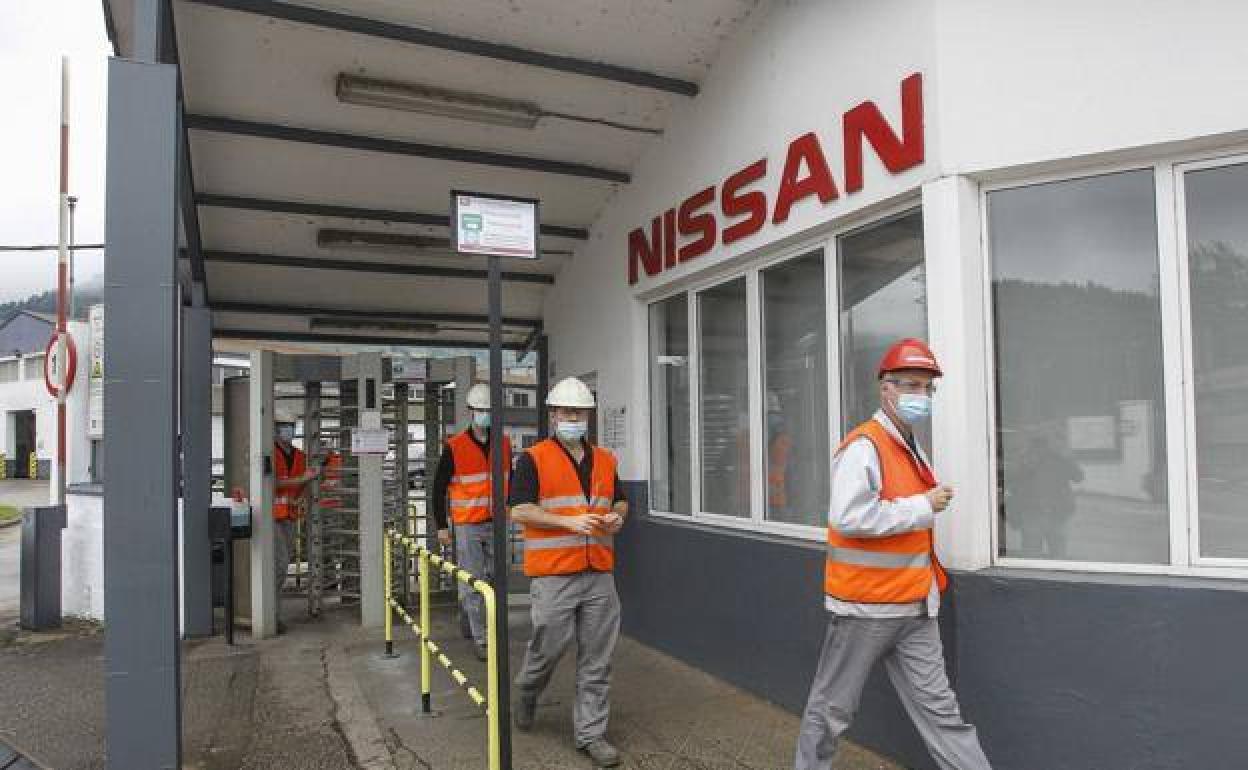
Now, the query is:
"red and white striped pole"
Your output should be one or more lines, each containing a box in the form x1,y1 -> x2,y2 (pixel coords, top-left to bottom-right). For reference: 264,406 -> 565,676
54,56 -> 70,507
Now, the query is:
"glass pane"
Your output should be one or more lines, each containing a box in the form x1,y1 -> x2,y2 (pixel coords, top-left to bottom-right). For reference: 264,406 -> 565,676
649,295 -> 692,514
762,250 -> 829,526
699,277 -> 750,517
989,170 -> 1169,564
839,210 -> 927,433
1185,162 -> 1248,559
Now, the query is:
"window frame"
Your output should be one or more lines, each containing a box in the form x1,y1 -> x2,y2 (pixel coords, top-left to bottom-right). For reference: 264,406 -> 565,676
981,151 -> 1248,580
643,199 -> 921,543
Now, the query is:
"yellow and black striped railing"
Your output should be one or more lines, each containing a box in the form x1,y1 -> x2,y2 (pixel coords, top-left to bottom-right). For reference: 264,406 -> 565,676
384,529 -> 500,770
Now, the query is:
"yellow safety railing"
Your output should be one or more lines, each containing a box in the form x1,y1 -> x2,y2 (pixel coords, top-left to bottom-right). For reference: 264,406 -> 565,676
384,529 -> 500,770
0,452 -> 7,480
28,451 -> 38,480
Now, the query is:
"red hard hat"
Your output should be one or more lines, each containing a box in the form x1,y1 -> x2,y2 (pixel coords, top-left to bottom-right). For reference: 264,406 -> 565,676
877,338 -> 942,377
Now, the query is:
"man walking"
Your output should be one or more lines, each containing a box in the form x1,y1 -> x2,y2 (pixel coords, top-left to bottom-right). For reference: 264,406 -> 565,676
795,339 -> 992,770
273,420 -> 318,633
509,376 -> 628,768
430,383 -> 511,660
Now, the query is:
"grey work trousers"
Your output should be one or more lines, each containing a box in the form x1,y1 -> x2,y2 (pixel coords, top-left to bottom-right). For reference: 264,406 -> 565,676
516,571 -> 621,747
795,615 -> 992,770
453,521 -> 495,645
274,519 -> 296,590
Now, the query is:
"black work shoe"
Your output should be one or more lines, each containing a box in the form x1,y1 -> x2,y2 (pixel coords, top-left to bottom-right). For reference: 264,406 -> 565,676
580,739 -> 621,767
514,695 -> 536,731
474,642 -> 488,661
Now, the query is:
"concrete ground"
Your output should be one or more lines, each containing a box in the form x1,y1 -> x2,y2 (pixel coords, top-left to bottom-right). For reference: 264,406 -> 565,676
0,591 -> 901,769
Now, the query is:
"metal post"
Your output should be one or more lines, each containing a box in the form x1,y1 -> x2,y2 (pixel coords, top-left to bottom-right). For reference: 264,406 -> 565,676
357,352 -> 385,627
487,256 -> 512,768
419,546 -> 432,713
68,196 -> 78,321
54,57 -> 70,507
383,532 -> 394,657
536,334 -> 549,440
249,350 -> 277,638
181,300 -> 213,637
102,55 -> 181,768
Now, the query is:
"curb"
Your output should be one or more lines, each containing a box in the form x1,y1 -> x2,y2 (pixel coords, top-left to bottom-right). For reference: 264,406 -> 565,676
0,517 -> 22,530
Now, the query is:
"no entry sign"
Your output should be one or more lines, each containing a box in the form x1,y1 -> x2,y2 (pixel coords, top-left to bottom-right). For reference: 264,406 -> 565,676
44,330 -> 77,397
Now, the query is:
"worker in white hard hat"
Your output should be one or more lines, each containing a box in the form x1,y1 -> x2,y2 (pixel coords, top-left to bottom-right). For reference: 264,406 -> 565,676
430,382 -> 511,660
509,376 -> 628,768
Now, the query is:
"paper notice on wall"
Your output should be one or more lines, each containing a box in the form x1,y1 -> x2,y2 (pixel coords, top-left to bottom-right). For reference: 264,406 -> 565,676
351,428 -> 389,455
603,405 -> 627,453
88,304 -> 104,438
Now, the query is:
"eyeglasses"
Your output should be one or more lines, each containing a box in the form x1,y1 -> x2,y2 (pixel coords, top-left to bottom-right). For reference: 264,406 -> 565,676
883,378 -> 937,396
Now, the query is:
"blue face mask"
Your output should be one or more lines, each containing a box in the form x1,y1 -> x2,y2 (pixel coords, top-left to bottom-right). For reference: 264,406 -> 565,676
472,411 -> 490,429
556,420 -> 588,442
896,394 -> 932,424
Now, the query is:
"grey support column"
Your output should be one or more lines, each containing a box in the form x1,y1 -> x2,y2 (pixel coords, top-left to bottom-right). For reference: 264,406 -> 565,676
249,350 -> 277,638
181,298 -> 213,637
356,352 -> 385,627
102,56 -> 182,768
537,334 -> 549,438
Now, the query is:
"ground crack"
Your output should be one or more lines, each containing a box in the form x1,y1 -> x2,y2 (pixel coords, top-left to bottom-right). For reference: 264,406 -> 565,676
320,645 -> 365,768
386,726 -> 432,770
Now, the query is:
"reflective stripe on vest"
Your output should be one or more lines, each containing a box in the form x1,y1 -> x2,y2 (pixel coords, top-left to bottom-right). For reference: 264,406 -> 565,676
273,443 -> 307,521
523,438 -> 618,577
824,419 -> 948,604
446,431 -> 511,525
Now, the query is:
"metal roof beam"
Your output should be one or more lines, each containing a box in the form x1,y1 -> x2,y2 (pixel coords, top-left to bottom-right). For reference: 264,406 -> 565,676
210,300 -> 543,330
185,114 -> 631,183
183,0 -> 699,97
215,328 -> 527,351
193,249 -> 556,285
197,193 -> 589,240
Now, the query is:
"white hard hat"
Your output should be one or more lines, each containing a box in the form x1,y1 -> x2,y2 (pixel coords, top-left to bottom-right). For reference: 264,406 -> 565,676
465,383 -> 491,410
546,377 -> 596,408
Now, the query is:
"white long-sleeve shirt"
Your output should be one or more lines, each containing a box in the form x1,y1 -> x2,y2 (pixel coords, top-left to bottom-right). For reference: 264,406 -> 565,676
824,411 -> 941,618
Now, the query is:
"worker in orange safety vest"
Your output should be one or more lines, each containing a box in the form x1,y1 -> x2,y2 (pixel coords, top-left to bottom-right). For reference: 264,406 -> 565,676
795,339 -> 993,770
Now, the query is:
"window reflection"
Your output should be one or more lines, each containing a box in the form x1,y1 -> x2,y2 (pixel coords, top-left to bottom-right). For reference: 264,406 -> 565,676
989,170 -> 1169,564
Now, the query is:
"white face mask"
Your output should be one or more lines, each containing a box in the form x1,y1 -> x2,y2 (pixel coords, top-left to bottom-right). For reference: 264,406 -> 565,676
555,420 -> 587,442
472,411 -> 490,429
276,424 -> 295,442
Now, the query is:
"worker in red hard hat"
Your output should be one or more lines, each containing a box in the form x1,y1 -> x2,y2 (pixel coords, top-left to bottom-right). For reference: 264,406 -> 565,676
796,338 -> 993,770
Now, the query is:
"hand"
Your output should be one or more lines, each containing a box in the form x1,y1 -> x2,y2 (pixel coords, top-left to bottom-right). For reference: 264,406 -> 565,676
926,484 -> 954,513
437,528 -> 451,547
565,514 -> 604,536
599,513 -> 624,535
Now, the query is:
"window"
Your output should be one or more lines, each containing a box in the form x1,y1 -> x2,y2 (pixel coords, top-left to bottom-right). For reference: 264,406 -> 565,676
838,210 -> 926,432
23,354 -> 44,381
698,278 -> 750,518
645,209 -> 921,539
510,391 -> 531,408
988,170 -> 1169,565
0,359 -> 17,384
762,251 -> 829,527
648,294 -> 691,514
1183,160 -> 1248,560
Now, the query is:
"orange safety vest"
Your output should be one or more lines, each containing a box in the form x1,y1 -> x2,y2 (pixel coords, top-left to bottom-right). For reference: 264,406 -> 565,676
825,419 -> 947,604
446,430 -> 512,525
274,443 -> 307,521
521,438 -> 617,577
320,451 -> 343,509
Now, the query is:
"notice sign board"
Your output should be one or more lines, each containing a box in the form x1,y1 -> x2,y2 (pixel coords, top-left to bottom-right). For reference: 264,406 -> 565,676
451,191 -> 539,259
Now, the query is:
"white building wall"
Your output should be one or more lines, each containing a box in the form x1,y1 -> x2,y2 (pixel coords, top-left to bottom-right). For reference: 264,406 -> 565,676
934,0 -> 1248,175
546,0 -> 940,479
0,321 -> 91,484
547,0 -> 1248,570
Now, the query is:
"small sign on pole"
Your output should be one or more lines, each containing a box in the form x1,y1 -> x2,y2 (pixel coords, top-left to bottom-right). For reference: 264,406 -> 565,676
451,191 -> 540,260
44,331 -> 77,398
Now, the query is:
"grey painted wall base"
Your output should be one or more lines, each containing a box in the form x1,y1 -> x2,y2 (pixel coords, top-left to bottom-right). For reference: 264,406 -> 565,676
615,482 -> 1248,770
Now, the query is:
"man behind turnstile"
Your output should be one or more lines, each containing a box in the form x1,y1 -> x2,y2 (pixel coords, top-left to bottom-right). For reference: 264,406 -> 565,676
431,382 -> 511,661
510,377 -> 628,768
795,339 -> 992,770
273,420 -> 320,633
